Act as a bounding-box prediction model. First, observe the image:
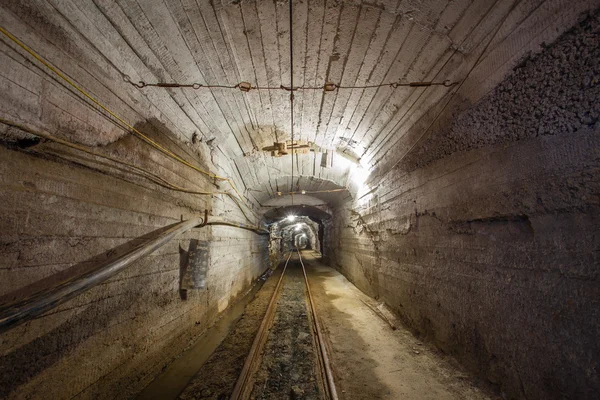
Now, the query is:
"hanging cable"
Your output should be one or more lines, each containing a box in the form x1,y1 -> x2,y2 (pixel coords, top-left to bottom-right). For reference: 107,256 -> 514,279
123,76 -> 458,92
275,188 -> 347,195
0,118 -> 260,226
0,26 -> 248,206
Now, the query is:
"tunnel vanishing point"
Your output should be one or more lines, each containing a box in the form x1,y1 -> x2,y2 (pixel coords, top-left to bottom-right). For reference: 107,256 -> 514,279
0,1 -> 599,399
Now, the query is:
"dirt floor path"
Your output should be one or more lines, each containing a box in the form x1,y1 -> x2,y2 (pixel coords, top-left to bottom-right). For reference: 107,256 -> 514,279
303,251 -> 495,400
147,251 -> 495,400
175,268 -> 283,400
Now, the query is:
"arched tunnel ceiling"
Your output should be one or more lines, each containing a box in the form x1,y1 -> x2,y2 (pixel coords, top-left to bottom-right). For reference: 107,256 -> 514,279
248,174 -> 351,207
263,204 -> 332,223
1,0 -> 593,210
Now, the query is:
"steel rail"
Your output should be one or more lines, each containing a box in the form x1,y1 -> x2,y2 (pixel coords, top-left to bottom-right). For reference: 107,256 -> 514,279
230,252 -> 294,400
297,249 -> 339,400
0,217 -> 205,334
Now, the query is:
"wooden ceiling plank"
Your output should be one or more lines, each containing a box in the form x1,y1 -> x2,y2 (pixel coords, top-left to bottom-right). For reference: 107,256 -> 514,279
299,0 -> 326,142
308,0 -> 342,146
363,33 -> 453,161
347,22 -> 432,150
274,0 -> 292,143
176,0 -> 261,154
352,0 -> 457,154
199,0 -> 263,153
92,0 -> 218,140
313,2 -> 361,147
291,0 -> 309,141
169,1 -> 258,156
341,14 -> 412,147
240,0 -> 276,142
331,9 -> 398,148
220,4 -> 263,140
256,0 -> 286,140
115,0 -> 243,149
365,0 -> 527,166
1,0 -> 198,145
371,0 -> 596,176
165,0 -> 256,154
324,5 -> 384,149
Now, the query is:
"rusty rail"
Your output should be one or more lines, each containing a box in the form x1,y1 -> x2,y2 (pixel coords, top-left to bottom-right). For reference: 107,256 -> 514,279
230,250 -> 338,400
297,249 -> 339,400
230,252 -> 293,400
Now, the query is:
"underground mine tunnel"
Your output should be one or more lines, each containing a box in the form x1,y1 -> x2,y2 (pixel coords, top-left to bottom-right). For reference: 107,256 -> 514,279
0,0 -> 599,399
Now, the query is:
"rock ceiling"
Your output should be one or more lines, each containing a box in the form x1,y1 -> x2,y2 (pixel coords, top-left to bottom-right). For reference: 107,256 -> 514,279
0,0 -> 593,208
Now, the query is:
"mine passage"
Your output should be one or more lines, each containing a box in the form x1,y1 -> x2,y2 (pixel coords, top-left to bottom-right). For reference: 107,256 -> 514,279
166,251 -> 334,400
144,250 -> 494,399
1,0 -> 598,399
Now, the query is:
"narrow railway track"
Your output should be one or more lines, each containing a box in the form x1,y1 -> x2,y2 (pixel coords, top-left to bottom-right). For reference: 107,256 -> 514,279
230,250 -> 338,400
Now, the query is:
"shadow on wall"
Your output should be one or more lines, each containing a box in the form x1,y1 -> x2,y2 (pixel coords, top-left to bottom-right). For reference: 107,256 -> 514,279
0,115 -> 230,398
0,223 -> 193,398
0,222 -> 182,307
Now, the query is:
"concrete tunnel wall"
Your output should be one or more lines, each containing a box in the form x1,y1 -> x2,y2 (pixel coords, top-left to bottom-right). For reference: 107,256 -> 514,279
325,13 -> 600,400
0,112 -> 269,398
0,2 -> 274,397
0,1 -> 598,399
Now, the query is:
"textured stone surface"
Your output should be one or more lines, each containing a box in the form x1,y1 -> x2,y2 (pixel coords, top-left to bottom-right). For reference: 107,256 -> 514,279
327,13 -> 600,400
0,1 -> 599,399
0,124 -> 268,399
3,0 -> 597,210
402,11 -> 600,172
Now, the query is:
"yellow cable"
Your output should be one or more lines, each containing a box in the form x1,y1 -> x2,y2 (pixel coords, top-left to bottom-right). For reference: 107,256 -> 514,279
0,25 -> 246,203
0,118 -> 261,224
0,118 -> 224,193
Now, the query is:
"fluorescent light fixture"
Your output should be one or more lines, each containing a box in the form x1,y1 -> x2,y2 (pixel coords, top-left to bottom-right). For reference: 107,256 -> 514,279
287,215 -> 296,222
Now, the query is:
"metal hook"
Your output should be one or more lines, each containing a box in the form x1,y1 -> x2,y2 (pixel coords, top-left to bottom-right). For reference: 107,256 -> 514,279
199,210 -> 209,227
123,75 -> 146,88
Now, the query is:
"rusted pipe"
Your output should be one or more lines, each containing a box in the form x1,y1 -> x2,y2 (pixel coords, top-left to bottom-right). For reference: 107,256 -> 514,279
0,217 -> 204,334
206,221 -> 269,235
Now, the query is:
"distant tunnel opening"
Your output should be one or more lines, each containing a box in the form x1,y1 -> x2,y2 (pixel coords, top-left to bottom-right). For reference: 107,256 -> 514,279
0,2 -> 598,400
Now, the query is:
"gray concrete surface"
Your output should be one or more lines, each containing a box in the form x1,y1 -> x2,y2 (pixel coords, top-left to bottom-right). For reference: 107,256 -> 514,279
326,12 -> 600,399
0,124 -> 268,399
0,1 -> 598,399
305,252 -> 495,400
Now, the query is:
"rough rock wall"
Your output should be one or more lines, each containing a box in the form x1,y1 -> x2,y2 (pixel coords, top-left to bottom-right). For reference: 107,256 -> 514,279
0,123 -> 268,399
272,217 -> 320,255
327,13 -> 600,400
401,11 -> 600,173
